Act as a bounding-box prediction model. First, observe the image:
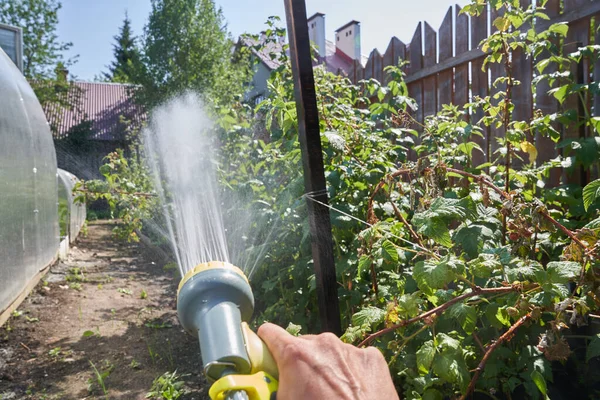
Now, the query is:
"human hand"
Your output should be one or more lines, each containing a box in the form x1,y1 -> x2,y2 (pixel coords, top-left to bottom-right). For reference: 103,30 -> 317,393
257,323 -> 399,400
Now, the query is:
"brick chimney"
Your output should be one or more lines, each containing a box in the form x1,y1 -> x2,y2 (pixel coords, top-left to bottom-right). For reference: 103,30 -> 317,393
335,20 -> 361,61
307,12 -> 326,58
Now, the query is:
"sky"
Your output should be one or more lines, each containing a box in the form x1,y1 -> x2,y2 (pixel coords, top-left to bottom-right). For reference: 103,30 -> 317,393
56,0 -> 464,81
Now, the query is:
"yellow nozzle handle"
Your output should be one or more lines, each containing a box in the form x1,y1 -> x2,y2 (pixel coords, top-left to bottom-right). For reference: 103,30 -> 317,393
241,322 -> 279,380
209,371 -> 278,400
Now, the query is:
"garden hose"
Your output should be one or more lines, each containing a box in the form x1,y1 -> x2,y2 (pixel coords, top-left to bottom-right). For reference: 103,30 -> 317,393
177,261 -> 279,400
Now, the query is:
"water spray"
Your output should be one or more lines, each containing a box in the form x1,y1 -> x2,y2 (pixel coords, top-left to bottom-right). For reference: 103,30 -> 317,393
177,261 -> 279,400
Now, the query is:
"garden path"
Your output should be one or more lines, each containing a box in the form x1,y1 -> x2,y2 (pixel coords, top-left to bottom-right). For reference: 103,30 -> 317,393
0,221 -> 208,400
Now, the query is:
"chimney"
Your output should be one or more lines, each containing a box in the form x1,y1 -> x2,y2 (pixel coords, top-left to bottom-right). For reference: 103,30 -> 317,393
335,20 -> 361,61
307,12 -> 326,58
55,63 -> 68,81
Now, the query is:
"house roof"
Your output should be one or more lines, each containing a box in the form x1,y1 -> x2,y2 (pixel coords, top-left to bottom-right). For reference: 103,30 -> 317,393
307,12 -> 325,21
335,20 -> 360,32
239,36 -> 286,71
45,81 -> 145,141
240,35 -> 366,76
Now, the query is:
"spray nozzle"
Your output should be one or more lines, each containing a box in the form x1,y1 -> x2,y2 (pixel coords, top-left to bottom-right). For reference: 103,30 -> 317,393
176,262 -> 278,399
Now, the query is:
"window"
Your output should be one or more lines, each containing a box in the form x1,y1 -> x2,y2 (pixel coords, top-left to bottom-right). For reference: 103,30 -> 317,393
349,30 -> 352,35
337,36 -> 340,41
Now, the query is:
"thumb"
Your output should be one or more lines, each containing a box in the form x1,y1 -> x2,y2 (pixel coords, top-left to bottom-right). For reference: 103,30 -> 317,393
257,322 -> 296,365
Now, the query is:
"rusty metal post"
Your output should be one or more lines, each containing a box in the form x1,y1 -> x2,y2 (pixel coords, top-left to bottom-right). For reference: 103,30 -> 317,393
283,0 -> 342,335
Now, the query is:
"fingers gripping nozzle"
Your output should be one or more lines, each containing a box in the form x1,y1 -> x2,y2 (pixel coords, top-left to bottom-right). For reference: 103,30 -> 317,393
176,262 -> 278,400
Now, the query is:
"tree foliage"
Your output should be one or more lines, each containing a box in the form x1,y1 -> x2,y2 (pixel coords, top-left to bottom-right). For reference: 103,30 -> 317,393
104,12 -> 143,84
136,0 -> 250,107
0,0 -> 82,129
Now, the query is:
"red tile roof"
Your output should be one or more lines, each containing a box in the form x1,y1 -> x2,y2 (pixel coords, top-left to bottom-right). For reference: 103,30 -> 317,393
46,81 -> 145,141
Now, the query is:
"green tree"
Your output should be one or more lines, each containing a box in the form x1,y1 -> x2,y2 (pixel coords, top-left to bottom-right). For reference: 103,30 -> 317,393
0,0 -> 73,79
104,12 -> 143,83
0,0 -> 81,127
137,0 -> 250,107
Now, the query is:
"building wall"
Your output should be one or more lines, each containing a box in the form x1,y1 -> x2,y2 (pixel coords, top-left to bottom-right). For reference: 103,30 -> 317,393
245,61 -> 272,105
336,23 -> 361,60
308,15 -> 326,58
0,49 -> 59,315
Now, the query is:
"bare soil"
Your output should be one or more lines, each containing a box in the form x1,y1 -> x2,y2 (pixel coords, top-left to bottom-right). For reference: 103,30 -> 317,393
0,221 -> 209,400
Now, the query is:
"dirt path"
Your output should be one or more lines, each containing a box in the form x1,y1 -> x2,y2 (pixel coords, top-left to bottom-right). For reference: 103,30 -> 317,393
0,221 -> 208,400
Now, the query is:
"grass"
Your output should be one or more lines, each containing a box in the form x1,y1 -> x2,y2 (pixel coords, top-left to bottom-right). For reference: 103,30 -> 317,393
146,371 -> 185,400
87,360 -> 113,399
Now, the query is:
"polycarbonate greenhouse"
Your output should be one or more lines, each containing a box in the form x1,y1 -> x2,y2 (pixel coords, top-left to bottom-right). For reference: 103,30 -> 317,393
0,49 -> 61,317
58,168 -> 86,243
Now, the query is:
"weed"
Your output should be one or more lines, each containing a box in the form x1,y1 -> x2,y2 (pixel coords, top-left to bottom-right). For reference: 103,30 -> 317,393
48,347 -> 62,359
80,221 -> 88,237
87,360 -> 113,398
97,284 -> 103,290
130,359 -> 141,369
25,315 -> 39,323
69,282 -> 82,291
147,343 -> 160,365
145,319 -> 172,329
117,288 -> 132,296
11,310 -> 23,318
42,279 -> 49,287
146,371 -> 185,400
82,327 -> 101,338
66,267 -> 86,282
140,289 -> 148,299
163,262 -> 177,272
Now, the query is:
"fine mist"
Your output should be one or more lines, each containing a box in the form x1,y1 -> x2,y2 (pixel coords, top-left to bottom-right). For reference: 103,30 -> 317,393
143,94 -> 229,277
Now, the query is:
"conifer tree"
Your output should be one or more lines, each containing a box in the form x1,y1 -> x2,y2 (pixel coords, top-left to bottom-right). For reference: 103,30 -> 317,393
105,12 -> 142,83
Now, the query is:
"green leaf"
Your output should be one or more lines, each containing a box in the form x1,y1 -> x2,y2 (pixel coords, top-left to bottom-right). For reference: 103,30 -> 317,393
583,179 -> 600,211
351,307 -> 386,328
422,389 -> 443,400
432,351 -> 470,392
457,142 -> 483,157
552,84 -> 570,104
413,257 -> 459,293
531,370 -> 549,399
468,254 -> 501,279
548,22 -> 569,37
381,240 -> 399,263
589,117 -> 600,134
453,223 -> 496,258
416,340 -> 436,374
586,334 -> 600,361
82,330 -> 95,338
449,303 -> 477,334
358,255 -> 372,277
546,261 -> 582,284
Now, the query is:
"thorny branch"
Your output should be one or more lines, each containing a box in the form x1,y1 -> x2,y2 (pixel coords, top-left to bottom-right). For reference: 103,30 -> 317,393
358,286 -> 519,347
445,168 -> 595,257
460,313 -> 532,400
367,165 -> 596,257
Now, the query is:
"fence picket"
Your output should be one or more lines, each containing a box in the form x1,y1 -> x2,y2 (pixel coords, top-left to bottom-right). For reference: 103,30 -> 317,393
471,6 -> 490,163
423,22 -> 437,121
382,37 -> 406,84
437,7 -> 454,111
563,0 -> 591,185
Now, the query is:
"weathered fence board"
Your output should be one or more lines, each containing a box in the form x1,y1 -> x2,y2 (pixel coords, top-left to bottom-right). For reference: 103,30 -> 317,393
437,8 -> 453,110
423,23 -> 438,120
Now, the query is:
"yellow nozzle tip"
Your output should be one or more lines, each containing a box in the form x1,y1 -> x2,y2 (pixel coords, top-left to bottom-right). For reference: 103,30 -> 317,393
177,261 -> 248,293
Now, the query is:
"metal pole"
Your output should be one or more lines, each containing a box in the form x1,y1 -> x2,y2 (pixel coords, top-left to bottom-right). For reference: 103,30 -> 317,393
283,0 -> 342,335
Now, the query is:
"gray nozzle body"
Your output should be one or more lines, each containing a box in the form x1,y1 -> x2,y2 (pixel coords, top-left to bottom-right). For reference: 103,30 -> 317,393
177,267 -> 255,382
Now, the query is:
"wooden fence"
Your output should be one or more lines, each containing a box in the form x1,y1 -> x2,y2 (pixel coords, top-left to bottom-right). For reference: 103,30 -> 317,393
340,0 -> 600,185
